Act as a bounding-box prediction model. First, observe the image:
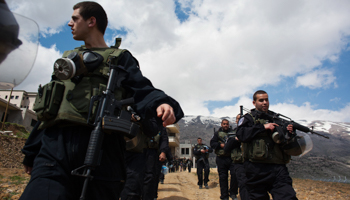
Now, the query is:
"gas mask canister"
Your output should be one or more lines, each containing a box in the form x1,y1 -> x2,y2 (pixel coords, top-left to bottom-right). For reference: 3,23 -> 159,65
53,50 -> 104,80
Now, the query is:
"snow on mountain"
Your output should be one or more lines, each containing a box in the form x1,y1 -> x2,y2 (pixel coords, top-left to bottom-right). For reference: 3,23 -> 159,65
181,115 -> 350,135
182,115 -> 236,127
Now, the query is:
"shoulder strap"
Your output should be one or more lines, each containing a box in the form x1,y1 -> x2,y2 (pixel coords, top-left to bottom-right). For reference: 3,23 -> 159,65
248,113 -> 256,125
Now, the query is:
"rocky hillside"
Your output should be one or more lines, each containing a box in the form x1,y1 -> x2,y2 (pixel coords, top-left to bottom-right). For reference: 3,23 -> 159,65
0,136 -> 26,169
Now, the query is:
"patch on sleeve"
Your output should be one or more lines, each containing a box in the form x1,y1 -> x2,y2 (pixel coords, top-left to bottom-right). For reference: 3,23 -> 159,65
238,117 -> 244,126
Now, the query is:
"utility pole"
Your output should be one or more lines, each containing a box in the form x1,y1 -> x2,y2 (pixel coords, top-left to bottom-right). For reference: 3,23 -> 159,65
1,88 -> 13,131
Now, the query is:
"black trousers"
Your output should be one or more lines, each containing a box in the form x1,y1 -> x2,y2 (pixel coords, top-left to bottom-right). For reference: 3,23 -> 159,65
196,158 -> 210,186
20,126 -> 125,200
154,160 -> 163,199
142,148 -> 158,200
233,163 -> 249,200
216,156 -> 237,199
244,161 -> 298,200
120,150 -> 146,200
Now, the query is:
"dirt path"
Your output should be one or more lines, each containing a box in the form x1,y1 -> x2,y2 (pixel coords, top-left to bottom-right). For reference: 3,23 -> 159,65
1,167 -> 350,199
156,169 -> 350,200
157,169 -> 223,200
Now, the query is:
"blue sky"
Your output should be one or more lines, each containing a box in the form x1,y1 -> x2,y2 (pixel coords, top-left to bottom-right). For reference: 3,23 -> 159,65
7,0 -> 350,122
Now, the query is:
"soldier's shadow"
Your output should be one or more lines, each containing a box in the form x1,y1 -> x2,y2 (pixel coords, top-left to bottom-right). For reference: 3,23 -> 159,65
158,196 -> 190,200
158,188 -> 180,192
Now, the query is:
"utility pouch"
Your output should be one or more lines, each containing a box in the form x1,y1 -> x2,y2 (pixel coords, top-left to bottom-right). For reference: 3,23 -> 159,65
250,139 -> 268,160
231,148 -> 243,163
215,149 -> 229,156
125,130 -> 147,153
33,81 -> 65,121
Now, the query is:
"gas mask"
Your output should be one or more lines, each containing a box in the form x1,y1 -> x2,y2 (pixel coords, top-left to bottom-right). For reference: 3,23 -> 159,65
53,50 -> 104,80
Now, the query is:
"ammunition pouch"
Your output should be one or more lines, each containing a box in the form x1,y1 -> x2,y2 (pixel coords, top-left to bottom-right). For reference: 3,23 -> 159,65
215,148 -> 230,157
250,138 -> 268,160
33,81 -> 65,121
231,147 -> 244,163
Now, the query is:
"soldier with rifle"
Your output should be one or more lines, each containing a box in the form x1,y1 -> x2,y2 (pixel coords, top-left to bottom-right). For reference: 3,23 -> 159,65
210,119 -> 238,200
20,2 -> 184,200
237,90 -> 322,200
193,137 -> 213,189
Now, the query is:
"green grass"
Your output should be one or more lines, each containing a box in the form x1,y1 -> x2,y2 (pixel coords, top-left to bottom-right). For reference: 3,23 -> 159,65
0,122 -> 30,139
9,175 -> 27,185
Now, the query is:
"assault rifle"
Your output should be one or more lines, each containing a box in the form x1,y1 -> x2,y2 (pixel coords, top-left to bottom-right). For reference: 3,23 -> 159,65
240,105 -> 329,144
71,57 -> 141,200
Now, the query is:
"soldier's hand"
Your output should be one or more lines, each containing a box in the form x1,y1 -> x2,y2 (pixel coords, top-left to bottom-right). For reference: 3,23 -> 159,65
220,143 -> 225,148
201,149 -> 206,153
131,114 -> 137,122
156,104 -> 175,127
159,152 -> 166,162
24,165 -> 32,175
287,124 -> 294,134
264,123 -> 278,131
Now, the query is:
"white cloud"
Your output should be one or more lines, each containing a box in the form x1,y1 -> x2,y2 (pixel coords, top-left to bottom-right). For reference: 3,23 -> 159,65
270,102 -> 350,123
8,0 -> 350,121
330,97 -> 341,103
295,69 -> 337,89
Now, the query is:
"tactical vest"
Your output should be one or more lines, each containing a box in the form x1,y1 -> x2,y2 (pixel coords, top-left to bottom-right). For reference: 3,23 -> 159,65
194,144 -> 210,159
33,39 -> 127,129
214,131 -> 231,157
242,113 -> 291,164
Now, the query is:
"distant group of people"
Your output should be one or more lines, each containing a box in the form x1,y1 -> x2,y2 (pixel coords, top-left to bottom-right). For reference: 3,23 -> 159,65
168,157 -> 193,173
193,90 -> 298,200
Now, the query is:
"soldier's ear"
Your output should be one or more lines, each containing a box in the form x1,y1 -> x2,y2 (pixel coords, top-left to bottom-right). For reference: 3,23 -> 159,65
88,17 -> 97,27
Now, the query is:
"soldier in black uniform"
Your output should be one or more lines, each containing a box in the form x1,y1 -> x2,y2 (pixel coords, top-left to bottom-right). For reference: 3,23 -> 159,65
186,158 -> 193,173
193,137 -> 213,189
224,114 -> 249,200
142,127 -> 169,200
236,90 -> 297,200
210,119 -> 238,200
19,2 -> 184,200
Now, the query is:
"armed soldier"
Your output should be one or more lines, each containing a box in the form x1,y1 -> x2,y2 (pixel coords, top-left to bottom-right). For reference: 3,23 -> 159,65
193,137 -> 213,189
210,119 -> 238,200
224,114 -> 249,200
236,90 -> 297,200
20,2 -> 183,200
